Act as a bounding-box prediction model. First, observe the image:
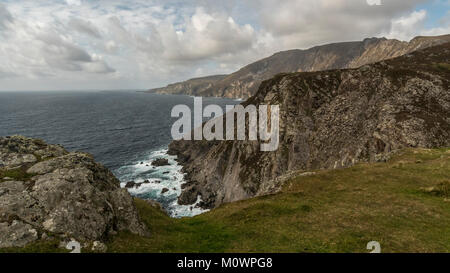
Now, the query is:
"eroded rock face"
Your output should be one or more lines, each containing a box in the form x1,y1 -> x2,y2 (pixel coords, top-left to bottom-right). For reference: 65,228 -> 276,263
0,220 -> 38,248
0,136 -> 147,248
169,43 -> 450,209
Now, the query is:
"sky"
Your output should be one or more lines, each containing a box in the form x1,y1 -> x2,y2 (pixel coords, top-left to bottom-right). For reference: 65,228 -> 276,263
0,0 -> 449,91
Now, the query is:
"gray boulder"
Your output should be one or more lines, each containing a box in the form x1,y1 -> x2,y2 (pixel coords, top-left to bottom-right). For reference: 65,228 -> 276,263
0,136 -> 147,248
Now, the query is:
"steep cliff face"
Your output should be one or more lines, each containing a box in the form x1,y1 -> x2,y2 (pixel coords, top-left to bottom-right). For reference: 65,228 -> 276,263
151,35 -> 450,99
169,43 -> 450,209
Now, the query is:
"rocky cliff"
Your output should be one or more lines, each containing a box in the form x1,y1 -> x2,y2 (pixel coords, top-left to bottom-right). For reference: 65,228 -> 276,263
148,74 -> 227,96
151,35 -> 450,99
169,43 -> 450,209
0,136 -> 147,249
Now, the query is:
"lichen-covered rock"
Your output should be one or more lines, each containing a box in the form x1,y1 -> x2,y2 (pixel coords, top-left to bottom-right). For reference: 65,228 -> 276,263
0,220 -> 38,248
0,136 -> 67,169
91,241 -> 108,253
169,42 -> 450,209
0,136 -> 147,248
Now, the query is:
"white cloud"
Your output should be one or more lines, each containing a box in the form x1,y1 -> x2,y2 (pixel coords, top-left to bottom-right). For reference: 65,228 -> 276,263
0,2 -> 116,85
367,0 -> 382,6
65,0 -> 81,6
0,3 -> 13,30
385,10 -> 428,40
247,0 -> 429,49
68,18 -> 102,39
192,8 -> 214,32
384,8 -> 450,41
0,0 -> 448,91
160,7 -> 255,62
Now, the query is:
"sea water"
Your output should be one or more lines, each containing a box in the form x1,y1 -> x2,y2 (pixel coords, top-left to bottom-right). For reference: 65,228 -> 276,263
0,90 -> 239,217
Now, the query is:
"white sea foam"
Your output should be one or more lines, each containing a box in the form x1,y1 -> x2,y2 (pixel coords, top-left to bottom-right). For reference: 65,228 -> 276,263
117,148 -> 209,218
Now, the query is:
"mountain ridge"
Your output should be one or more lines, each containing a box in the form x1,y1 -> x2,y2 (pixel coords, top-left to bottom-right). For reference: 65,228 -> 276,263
148,34 -> 450,99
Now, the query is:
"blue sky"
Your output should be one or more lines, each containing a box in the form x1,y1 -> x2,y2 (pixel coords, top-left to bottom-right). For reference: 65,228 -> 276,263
0,0 -> 449,91
417,0 -> 450,27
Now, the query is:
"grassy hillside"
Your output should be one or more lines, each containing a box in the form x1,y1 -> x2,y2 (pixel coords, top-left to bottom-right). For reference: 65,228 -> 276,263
108,148 -> 450,253
2,148 -> 449,253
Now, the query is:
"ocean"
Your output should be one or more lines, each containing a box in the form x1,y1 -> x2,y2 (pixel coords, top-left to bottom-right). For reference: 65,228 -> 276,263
0,90 -> 239,217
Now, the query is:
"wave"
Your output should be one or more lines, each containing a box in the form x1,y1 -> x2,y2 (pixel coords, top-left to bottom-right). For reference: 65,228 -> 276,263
108,126 -> 135,132
116,148 -> 209,218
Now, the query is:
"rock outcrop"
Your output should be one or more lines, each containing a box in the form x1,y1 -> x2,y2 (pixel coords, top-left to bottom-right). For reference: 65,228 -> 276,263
169,43 -> 450,209
152,158 -> 170,167
150,35 -> 450,99
0,136 -> 147,248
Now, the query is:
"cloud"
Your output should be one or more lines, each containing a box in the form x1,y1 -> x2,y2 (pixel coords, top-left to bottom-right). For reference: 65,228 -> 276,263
65,0 -> 82,6
82,60 -> 116,74
0,0 -> 448,91
0,67 -> 17,79
366,0 -> 382,6
37,31 -> 114,74
383,7 -> 450,41
385,10 -> 428,40
33,27 -> 116,75
247,0 -> 428,49
160,7 -> 255,62
0,2 -> 115,84
68,18 -> 102,39
0,3 -> 13,30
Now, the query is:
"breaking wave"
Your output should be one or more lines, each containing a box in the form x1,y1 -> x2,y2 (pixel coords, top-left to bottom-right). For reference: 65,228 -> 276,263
115,148 -> 208,218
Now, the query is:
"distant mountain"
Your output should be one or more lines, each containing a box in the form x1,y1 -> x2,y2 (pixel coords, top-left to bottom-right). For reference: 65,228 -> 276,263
148,75 -> 227,96
148,34 -> 450,99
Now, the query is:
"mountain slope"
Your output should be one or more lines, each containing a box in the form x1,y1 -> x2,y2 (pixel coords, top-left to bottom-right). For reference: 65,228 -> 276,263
149,35 -> 450,99
168,42 -> 450,209
148,74 -> 227,96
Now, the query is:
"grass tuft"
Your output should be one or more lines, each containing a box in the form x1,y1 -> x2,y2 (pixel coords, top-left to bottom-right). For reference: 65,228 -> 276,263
433,63 -> 450,71
0,167 -> 36,182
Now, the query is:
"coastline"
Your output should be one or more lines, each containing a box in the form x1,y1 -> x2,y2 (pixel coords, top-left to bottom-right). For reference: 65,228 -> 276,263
116,147 -> 209,218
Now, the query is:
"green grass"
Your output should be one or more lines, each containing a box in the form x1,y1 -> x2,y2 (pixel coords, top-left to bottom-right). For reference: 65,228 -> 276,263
107,147 -> 450,253
0,151 -> 53,183
433,63 -> 450,71
0,240 -> 68,253
0,167 -> 36,182
107,200 -> 238,253
3,148 -> 450,253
